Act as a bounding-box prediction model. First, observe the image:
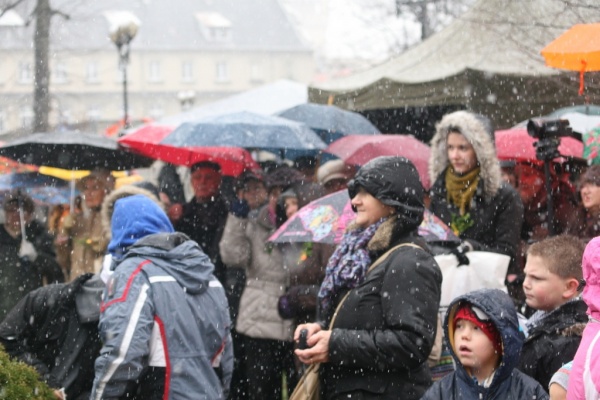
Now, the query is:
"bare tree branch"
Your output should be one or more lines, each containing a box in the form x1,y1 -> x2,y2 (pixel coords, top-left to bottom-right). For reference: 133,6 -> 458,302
0,0 -> 27,18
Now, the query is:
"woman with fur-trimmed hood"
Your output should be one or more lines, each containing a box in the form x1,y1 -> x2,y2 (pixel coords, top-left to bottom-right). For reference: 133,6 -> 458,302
294,156 -> 442,400
429,111 -> 523,261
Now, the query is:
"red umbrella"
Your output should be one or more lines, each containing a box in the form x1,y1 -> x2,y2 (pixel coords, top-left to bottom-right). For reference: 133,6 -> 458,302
324,134 -> 431,189
119,124 -> 260,176
0,156 -> 38,174
495,128 -> 583,162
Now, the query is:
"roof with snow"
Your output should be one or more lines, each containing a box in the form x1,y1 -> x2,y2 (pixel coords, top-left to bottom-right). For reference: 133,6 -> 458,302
0,0 -> 309,52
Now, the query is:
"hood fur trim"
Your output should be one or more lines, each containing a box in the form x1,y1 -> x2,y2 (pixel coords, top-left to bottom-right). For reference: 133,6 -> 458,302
101,185 -> 164,235
429,111 -> 501,199
561,322 -> 587,337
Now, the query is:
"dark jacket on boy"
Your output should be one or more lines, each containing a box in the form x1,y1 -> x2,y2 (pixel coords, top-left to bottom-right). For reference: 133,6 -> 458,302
517,299 -> 588,391
421,289 -> 548,400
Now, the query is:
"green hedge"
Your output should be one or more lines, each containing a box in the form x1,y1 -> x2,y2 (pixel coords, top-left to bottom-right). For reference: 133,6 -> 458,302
0,345 -> 55,399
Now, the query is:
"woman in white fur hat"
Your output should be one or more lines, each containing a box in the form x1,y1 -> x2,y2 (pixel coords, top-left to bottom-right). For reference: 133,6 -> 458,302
428,110 -> 523,263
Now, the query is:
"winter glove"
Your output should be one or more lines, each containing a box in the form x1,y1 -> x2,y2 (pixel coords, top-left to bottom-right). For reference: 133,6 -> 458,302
230,199 -> 250,218
19,240 -> 38,262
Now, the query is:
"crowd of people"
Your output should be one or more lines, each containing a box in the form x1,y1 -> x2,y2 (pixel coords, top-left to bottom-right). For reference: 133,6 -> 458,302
0,109 -> 600,399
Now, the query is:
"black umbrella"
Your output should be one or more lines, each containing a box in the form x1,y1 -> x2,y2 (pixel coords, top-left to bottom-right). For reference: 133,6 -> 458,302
0,131 -> 153,170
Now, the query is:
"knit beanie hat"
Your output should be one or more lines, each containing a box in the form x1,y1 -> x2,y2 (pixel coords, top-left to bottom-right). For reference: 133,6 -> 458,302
454,303 -> 502,354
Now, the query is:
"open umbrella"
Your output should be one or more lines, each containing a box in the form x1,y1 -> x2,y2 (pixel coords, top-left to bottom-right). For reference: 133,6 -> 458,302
0,131 -> 153,170
547,105 -> 600,117
276,104 -> 380,144
559,113 -> 600,135
118,124 -> 260,176
0,172 -> 76,205
269,190 -> 459,245
541,23 -> 600,95
0,156 -> 38,174
161,111 -> 326,160
324,134 -> 431,189
495,128 -> 583,162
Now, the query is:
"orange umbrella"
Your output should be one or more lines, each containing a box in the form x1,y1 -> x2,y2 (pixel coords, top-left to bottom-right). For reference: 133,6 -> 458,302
541,23 -> 600,95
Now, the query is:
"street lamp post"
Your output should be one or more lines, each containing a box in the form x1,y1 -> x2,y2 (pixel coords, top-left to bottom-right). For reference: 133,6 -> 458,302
104,11 -> 140,131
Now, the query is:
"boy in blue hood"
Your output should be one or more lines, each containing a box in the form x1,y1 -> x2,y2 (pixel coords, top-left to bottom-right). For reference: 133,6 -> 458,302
91,195 -> 233,400
421,289 -> 547,400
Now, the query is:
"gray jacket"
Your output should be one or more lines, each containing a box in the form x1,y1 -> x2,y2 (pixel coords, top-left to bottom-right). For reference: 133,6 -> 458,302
220,207 -> 294,341
91,233 -> 233,399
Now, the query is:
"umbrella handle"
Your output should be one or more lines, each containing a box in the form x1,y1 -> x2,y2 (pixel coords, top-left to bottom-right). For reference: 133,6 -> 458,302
70,172 -> 76,212
18,204 -> 26,241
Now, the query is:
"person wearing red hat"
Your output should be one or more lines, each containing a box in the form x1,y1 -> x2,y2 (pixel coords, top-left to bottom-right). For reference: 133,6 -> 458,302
453,303 -> 503,384
422,289 -> 547,400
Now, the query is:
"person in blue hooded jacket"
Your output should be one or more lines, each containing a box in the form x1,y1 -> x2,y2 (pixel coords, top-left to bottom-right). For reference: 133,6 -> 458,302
421,289 -> 548,400
91,194 -> 233,400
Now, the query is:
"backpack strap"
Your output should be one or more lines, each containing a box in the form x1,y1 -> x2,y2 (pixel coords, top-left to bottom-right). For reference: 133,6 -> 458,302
366,242 -> 423,275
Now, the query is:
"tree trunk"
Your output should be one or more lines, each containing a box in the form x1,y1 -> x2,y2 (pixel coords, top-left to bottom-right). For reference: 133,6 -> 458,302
33,0 -> 51,133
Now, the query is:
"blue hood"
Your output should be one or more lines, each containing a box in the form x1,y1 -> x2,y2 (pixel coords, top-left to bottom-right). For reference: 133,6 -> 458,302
445,289 -> 524,395
108,194 -> 174,260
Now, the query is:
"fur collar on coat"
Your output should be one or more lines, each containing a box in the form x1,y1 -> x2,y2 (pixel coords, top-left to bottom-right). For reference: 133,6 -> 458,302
346,214 -> 421,255
429,111 -> 502,200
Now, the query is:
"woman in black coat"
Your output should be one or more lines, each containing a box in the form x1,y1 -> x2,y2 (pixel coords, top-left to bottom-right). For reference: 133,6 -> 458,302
294,156 -> 442,400
428,111 -> 523,260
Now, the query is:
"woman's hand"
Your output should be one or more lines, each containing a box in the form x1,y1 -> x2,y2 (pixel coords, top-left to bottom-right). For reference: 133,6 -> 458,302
294,322 -> 322,342
295,328 -> 332,365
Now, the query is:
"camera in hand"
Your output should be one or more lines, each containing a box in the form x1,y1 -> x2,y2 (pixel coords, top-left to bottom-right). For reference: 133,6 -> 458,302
527,118 -> 577,162
298,329 -> 309,350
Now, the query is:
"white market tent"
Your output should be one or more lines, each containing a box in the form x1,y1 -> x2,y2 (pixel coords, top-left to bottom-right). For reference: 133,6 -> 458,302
159,79 -> 308,127
309,0 -> 600,129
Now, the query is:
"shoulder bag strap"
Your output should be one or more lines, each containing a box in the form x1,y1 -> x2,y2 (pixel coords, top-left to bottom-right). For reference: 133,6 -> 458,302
328,242 -> 423,329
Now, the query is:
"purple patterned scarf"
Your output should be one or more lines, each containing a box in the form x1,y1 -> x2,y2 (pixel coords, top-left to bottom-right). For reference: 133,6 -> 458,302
318,218 -> 386,315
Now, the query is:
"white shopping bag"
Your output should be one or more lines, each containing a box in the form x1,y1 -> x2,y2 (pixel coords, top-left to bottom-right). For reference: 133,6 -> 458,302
435,251 -> 510,312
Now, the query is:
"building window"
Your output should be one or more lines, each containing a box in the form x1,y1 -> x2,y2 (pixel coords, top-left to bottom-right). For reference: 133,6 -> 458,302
18,61 -> 32,84
53,61 -> 68,84
86,62 -> 99,83
60,109 -> 72,125
20,107 -> 33,129
209,27 -> 231,41
215,61 -> 229,83
148,104 -> 164,119
87,106 -> 101,121
196,12 -> 232,43
181,61 -> 194,82
250,63 -> 264,83
148,61 -> 162,82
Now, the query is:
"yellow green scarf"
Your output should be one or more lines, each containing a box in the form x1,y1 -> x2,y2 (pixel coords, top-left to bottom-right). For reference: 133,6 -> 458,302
445,166 -> 480,216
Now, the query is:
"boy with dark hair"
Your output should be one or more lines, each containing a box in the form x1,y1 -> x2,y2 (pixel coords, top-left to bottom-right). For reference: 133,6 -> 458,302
422,288 -> 547,399
518,234 -> 588,391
